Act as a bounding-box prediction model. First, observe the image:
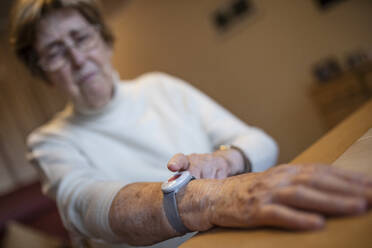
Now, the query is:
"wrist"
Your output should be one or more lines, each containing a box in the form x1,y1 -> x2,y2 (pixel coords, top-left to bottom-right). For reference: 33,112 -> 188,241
216,145 -> 251,175
213,148 -> 244,176
176,179 -> 222,231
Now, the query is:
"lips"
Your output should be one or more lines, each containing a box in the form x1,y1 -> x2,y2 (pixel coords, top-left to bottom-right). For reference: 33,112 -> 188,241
77,71 -> 97,85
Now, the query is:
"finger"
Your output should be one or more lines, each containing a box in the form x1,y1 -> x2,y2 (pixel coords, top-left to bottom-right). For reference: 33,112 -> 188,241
295,169 -> 372,206
305,164 -> 372,186
216,168 -> 228,179
200,160 -> 228,179
188,166 -> 202,179
327,166 -> 372,186
167,153 -> 189,172
200,166 -> 217,179
275,185 -> 367,215
258,204 -> 324,230
294,174 -> 372,202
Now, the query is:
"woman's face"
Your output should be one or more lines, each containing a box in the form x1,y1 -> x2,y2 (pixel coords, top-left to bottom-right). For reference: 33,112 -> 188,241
34,8 -> 114,110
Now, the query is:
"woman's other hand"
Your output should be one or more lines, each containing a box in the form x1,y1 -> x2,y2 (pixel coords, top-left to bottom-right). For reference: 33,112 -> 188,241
206,163 -> 372,230
167,149 -> 245,179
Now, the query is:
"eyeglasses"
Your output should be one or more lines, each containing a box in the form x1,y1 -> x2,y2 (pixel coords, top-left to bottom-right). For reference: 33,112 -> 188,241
38,26 -> 100,72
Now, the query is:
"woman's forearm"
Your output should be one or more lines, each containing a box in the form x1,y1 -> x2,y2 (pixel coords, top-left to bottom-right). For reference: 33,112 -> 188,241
109,163 -> 372,246
108,180 -> 220,246
109,182 -> 174,246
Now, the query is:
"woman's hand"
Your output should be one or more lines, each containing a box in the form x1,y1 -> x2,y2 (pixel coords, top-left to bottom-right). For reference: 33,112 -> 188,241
167,150 -> 245,179
204,163 -> 372,231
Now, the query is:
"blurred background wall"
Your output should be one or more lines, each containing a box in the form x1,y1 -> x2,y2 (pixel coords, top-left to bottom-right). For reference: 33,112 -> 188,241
1,0 -> 372,195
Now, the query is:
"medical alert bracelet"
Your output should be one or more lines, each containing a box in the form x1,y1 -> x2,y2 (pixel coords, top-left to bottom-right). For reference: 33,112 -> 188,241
219,145 -> 252,173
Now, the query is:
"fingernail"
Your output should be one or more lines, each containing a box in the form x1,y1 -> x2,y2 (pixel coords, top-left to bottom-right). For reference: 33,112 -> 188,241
367,191 -> 372,206
343,198 -> 367,214
310,216 -> 325,229
351,199 -> 367,213
168,163 -> 177,170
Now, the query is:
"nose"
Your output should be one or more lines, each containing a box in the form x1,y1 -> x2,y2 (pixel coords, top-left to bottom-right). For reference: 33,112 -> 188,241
67,47 -> 85,69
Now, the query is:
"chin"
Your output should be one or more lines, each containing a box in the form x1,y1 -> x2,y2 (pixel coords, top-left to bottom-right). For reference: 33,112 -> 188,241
86,88 -> 112,108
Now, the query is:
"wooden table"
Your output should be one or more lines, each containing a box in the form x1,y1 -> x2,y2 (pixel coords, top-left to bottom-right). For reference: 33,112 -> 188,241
181,99 -> 372,248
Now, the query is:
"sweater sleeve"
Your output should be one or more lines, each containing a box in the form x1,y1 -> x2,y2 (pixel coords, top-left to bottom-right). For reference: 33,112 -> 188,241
26,132 -> 124,243
156,72 -> 279,172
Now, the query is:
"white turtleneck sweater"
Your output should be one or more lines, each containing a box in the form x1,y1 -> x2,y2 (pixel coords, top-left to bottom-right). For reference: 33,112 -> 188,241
27,72 -> 278,248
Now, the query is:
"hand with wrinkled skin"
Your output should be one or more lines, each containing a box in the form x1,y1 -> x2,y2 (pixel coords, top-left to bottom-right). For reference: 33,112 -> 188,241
110,163 -> 372,245
191,163 -> 372,231
167,149 -> 245,179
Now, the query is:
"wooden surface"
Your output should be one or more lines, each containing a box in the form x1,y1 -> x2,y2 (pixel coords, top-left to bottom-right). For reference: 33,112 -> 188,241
292,98 -> 372,164
181,99 -> 372,248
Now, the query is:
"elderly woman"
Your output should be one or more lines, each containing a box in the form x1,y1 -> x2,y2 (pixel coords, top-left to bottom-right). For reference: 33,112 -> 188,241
10,0 -> 372,248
